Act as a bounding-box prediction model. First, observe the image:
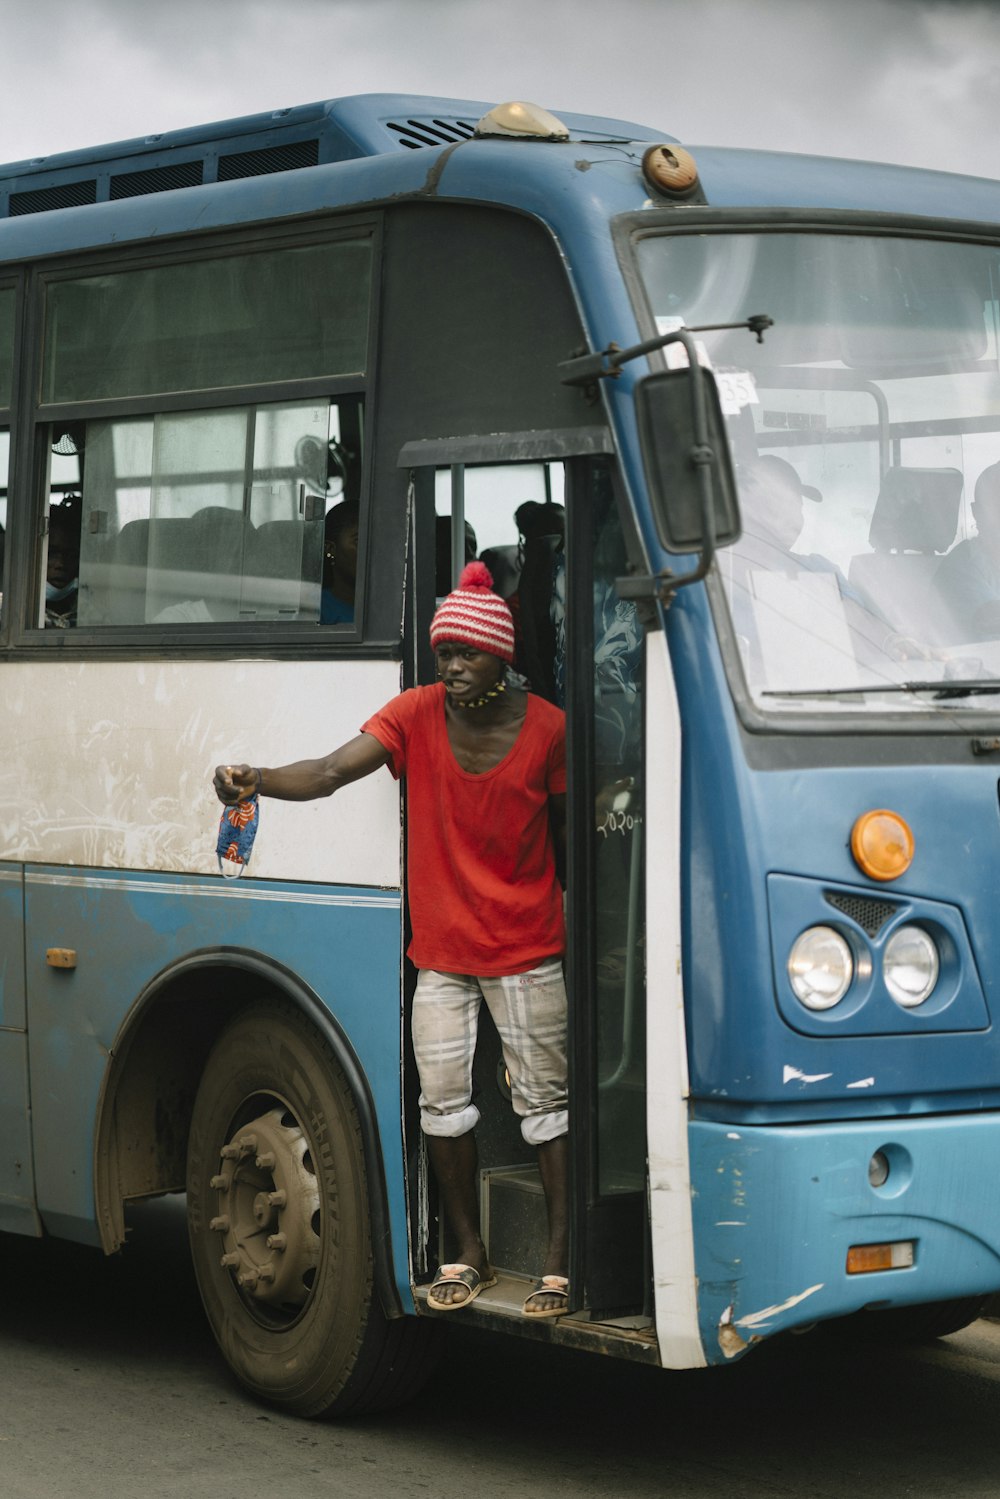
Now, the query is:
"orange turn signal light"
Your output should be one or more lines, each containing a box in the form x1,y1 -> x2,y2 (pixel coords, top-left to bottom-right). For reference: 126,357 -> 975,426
846,1241 -> 915,1274
850,809 -> 914,882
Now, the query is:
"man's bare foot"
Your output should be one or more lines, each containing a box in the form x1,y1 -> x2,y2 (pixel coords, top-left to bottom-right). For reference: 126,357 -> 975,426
426,1261 -> 496,1311
523,1273 -> 569,1317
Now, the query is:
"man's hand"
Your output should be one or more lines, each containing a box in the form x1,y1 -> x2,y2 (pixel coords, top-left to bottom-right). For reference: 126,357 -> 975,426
214,763 -> 259,805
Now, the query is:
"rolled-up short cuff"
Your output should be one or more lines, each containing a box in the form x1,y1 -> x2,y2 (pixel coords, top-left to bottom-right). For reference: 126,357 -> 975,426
521,1109 -> 568,1146
420,1103 -> 481,1139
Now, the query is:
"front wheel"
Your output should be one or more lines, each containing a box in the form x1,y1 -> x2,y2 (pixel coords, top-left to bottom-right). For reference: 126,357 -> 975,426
841,1295 -> 991,1344
186,1000 -> 438,1417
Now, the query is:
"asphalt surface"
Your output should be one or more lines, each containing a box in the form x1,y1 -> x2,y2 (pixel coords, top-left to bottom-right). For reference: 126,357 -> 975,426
3,1196 -> 1000,1498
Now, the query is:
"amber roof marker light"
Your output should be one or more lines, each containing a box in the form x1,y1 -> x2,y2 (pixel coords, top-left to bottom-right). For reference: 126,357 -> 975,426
474,102 -> 570,140
642,144 -> 700,197
850,809 -> 915,882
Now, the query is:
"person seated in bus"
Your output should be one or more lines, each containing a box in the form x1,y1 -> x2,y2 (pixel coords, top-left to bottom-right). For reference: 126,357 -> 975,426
44,493 -> 83,629
320,498 -> 360,624
729,456 -> 925,668
735,456 -> 840,578
435,515 -> 477,600
933,462 -> 1000,642
214,561 -> 571,1318
511,501 -> 564,703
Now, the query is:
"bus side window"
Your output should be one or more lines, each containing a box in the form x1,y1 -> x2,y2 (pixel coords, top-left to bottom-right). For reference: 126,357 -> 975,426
58,399 -> 362,629
34,235 -> 371,634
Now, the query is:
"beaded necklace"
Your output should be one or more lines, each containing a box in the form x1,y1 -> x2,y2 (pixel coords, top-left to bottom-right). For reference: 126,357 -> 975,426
451,677 -> 507,711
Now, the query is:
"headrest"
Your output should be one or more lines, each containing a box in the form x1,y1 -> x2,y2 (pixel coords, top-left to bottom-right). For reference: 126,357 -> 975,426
868,466 -> 963,554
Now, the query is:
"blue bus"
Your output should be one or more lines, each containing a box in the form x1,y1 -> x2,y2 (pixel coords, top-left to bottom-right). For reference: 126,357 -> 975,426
2,92 -> 1000,1415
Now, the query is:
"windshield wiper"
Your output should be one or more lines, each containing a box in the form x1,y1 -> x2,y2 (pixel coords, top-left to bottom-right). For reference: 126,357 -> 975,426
762,679 -> 1000,701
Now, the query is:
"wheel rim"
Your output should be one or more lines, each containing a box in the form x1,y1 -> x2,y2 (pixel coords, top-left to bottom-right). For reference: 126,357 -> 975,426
207,1103 -> 321,1325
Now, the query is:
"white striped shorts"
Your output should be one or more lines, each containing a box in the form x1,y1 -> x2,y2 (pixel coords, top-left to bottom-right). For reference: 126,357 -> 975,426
411,958 -> 568,1146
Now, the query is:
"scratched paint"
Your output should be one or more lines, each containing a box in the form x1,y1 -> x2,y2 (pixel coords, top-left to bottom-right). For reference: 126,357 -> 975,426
783,1065 -> 833,1084
0,658 -> 403,887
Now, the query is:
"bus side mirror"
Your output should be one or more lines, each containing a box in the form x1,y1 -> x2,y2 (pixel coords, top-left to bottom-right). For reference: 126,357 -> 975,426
635,366 -> 741,556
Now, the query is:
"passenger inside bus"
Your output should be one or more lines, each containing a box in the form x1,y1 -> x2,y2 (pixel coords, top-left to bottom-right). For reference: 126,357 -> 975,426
725,456 -> 931,688
435,515 -> 477,599
320,498 -> 360,624
933,461 -> 1000,642
44,493 -> 82,629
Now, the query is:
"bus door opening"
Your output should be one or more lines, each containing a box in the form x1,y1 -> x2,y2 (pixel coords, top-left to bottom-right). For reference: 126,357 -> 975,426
404,446 -> 648,1321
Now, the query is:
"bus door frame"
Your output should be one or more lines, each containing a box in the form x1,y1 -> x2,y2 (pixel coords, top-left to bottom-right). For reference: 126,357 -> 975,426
400,428 -> 668,1309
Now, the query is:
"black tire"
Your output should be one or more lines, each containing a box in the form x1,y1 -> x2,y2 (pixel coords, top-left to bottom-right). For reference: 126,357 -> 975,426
854,1295 -> 989,1342
186,1000 -> 440,1417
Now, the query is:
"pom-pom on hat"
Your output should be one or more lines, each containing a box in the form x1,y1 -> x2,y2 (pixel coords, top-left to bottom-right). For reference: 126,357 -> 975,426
430,560 -> 515,664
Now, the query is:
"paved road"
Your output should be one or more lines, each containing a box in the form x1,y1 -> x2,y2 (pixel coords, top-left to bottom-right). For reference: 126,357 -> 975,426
2,1196 -> 999,1498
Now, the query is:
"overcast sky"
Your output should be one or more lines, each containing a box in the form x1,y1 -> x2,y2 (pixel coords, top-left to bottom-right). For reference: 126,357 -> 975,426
1,0 -> 998,179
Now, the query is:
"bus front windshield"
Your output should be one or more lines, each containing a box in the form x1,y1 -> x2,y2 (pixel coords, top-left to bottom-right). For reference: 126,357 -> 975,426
635,230 -> 1000,715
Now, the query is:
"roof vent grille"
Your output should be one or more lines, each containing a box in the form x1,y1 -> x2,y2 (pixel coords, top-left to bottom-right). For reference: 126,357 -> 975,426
386,117 -> 477,149
10,179 -> 97,216
111,160 -> 204,199
218,138 -> 319,180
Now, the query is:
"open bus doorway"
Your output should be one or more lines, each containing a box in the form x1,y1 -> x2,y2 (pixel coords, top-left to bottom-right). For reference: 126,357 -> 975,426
407,446 -> 649,1325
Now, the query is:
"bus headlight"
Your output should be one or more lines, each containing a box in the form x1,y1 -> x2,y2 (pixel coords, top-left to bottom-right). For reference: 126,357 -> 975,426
883,925 -> 939,1008
788,926 -> 853,1010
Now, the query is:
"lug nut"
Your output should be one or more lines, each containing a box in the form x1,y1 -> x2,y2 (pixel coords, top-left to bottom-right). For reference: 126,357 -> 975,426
237,1270 -> 259,1290
255,1151 -> 276,1171
266,1233 -> 287,1252
220,1145 -> 240,1161
257,1263 -> 275,1283
267,1189 -> 287,1209
220,1252 -> 241,1268
209,1174 -> 229,1191
209,1215 -> 230,1233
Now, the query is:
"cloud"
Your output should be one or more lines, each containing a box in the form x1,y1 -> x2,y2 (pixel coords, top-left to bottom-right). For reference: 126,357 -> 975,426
0,0 -> 997,178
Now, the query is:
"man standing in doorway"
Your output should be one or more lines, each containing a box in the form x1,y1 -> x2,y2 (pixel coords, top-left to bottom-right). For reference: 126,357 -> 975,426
214,561 -> 570,1317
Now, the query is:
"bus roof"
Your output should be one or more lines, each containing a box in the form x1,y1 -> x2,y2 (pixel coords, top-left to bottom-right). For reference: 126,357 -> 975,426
0,93 -> 671,209
0,93 -> 997,268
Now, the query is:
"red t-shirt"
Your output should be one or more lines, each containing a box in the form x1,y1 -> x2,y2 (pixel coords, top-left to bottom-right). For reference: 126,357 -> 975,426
362,684 -> 566,976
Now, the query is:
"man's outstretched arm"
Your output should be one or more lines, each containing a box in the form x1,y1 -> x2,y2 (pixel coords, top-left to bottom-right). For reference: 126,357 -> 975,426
214,733 -> 391,805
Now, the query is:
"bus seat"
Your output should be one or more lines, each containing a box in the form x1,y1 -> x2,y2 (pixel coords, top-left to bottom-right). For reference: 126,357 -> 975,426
847,466 -> 963,639
143,508 -> 251,622
247,519 -> 324,618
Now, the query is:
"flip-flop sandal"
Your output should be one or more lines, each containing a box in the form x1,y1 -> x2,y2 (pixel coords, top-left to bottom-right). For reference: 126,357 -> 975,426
426,1263 -> 497,1312
523,1274 -> 570,1318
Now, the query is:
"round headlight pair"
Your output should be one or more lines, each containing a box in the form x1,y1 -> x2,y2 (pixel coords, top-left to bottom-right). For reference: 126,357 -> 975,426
788,924 -> 939,1011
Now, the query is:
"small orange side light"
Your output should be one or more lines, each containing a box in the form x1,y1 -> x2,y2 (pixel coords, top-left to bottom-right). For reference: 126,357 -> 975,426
846,1241 -> 915,1274
642,144 -> 699,196
850,809 -> 914,882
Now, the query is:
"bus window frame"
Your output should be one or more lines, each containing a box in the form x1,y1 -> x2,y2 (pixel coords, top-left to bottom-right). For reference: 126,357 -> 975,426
10,216 -> 382,656
0,272 -> 24,651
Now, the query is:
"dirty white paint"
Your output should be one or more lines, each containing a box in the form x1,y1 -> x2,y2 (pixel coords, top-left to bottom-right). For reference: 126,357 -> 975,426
0,658 -> 403,888
645,630 -> 705,1370
735,1282 -> 825,1330
847,1076 -> 876,1089
783,1065 -> 833,1085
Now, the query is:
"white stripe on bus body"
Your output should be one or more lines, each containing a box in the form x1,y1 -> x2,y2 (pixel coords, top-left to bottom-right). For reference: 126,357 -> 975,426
24,870 -> 400,909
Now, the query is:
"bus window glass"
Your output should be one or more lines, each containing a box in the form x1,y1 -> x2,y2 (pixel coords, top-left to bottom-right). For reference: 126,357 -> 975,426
41,238 -> 371,403
635,232 -> 1000,714
45,398 -> 361,628
0,287 -> 14,407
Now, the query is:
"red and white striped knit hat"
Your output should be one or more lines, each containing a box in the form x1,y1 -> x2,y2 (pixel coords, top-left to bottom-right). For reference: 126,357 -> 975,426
429,561 -> 515,663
